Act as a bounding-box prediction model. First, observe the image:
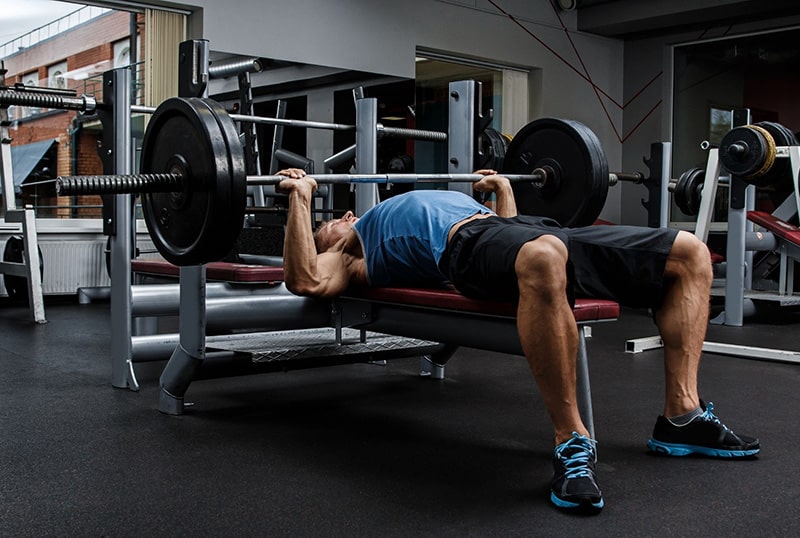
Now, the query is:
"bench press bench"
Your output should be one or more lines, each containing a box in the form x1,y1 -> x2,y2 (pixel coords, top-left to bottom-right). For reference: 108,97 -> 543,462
130,259 -> 619,435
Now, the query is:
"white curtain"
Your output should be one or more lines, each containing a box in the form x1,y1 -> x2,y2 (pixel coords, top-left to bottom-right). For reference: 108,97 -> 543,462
144,9 -> 186,108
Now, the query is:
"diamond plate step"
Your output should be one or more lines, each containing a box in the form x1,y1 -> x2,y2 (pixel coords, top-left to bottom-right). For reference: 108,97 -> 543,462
208,327 -> 442,363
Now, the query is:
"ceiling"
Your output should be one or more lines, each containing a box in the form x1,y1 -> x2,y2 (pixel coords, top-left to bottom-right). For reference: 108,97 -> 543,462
567,0 -> 800,38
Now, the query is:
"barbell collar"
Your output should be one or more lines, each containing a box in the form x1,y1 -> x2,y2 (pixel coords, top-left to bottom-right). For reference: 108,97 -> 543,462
726,142 -> 749,157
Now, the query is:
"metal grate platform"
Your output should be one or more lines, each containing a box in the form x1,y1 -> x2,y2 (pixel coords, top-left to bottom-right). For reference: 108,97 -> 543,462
208,327 -> 442,363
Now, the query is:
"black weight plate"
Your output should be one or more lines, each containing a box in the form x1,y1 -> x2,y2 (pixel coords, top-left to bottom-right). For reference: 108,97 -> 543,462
2,236 -> 43,301
140,97 -> 246,266
674,167 -> 705,216
754,121 -> 796,190
476,128 -> 509,171
503,118 -> 609,227
719,126 -> 769,180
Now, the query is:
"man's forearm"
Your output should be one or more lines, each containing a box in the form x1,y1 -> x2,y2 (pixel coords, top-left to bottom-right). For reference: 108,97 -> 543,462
282,189 -> 320,291
493,183 -> 518,217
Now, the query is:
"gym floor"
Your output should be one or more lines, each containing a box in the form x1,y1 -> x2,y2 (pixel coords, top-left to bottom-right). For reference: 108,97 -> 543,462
1,298 -> 798,536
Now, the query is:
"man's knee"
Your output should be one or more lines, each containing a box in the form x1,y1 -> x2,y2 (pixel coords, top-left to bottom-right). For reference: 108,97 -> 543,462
514,235 -> 569,298
666,231 -> 713,286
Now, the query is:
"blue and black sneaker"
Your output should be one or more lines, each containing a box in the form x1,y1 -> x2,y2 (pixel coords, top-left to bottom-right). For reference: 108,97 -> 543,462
550,432 -> 604,514
647,401 -> 760,458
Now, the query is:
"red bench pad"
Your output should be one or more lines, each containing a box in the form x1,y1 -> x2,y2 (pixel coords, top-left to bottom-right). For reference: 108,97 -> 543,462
131,259 -> 285,283
347,287 -> 619,322
130,260 -> 619,321
747,211 -> 800,246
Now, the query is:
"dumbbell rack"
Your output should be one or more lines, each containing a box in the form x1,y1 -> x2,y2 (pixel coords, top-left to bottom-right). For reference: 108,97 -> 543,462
0,62 -> 46,323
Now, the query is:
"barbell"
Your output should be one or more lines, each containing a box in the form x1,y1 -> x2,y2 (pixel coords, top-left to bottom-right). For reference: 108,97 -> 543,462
55,96 -> 642,266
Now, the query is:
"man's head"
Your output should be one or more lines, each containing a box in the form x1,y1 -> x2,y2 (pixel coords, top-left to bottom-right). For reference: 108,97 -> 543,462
314,210 -> 359,252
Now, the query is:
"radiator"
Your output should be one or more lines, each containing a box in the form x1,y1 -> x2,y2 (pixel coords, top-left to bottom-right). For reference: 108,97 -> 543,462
40,240 -> 111,294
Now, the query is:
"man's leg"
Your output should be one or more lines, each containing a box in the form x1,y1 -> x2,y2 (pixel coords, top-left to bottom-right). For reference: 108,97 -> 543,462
515,235 -> 589,443
649,231 -> 760,457
514,235 -> 602,513
654,230 -> 710,417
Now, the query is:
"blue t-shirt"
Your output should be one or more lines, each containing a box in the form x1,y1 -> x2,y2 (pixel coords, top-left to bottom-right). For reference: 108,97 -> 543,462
353,190 -> 494,286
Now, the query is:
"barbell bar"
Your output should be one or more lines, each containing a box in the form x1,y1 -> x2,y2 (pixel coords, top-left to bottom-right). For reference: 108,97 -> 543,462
132,104 -> 448,142
53,96 -> 640,265
56,169 -> 645,195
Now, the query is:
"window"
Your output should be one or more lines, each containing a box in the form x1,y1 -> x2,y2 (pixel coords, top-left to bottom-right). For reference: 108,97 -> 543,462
48,61 -> 68,90
113,39 -> 130,68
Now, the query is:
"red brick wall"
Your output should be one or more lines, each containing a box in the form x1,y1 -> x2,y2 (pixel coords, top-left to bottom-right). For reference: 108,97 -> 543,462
3,11 -> 145,218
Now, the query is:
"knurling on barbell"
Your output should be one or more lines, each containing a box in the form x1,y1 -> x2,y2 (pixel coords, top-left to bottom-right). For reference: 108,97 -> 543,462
57,97 -> 616,265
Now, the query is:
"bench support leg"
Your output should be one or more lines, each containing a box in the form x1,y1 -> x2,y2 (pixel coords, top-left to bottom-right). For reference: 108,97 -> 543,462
158,265 -> 206,415
576,326 -> 595,439
420,345 -> 458,380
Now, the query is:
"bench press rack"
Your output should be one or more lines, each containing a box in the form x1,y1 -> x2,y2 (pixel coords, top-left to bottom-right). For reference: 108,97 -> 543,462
99,41 -> 621,437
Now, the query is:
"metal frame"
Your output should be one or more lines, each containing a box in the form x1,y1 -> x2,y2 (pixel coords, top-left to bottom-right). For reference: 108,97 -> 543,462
694,145 -> 800,326
0,61 -> 46,323
447,80 -> 478,196
625,335 -> 800,365
101,41 -> 604,438
630,123 -> 800,363
335,296 -> 602,438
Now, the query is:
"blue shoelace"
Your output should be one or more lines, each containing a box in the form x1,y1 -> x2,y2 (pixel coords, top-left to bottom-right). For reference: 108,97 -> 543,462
699,402 -> 734,434
555,432 -> 597,479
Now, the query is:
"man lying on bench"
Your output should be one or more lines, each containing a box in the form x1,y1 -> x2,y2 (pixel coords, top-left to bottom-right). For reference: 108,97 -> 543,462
275,167 -> 759,515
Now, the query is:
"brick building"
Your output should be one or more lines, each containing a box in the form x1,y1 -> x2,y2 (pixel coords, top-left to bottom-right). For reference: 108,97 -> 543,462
2,8 -> 143,218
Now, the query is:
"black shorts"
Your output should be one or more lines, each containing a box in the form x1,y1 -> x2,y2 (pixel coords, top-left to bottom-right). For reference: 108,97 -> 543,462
439,215 -> 679,308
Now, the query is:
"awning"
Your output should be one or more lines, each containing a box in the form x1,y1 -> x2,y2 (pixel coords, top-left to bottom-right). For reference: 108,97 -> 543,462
1,139 -> 58,195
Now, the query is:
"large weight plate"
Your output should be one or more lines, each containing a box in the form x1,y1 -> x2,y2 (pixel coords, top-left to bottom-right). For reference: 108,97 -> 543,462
502,118 -> 609,227
140,97 -> 247,266
753,121 -> 797,190
719,125 -> 773,181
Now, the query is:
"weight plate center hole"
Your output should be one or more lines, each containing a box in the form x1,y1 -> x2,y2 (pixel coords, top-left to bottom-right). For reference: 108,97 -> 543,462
166,154 -> 191,210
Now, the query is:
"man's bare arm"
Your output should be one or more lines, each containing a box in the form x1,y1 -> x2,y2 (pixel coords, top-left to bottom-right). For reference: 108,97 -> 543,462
472,169 -> 518,217
278,169 -> 352,297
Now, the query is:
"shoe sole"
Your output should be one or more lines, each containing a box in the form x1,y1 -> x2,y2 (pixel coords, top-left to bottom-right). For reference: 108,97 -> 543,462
550,492 -> 604,514
647,438 -> 760,458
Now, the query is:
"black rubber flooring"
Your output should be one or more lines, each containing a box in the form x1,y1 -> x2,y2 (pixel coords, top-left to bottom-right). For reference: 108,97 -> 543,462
1,298 -> 799,536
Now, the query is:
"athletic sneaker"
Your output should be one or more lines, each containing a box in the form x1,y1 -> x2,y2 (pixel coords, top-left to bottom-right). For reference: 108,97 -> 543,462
550,432 -> 604,514
647,401 -> 760,458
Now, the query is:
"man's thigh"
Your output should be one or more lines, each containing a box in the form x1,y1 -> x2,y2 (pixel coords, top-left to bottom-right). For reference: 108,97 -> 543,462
448,216 -> 570,301
566,225 -> 679,307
